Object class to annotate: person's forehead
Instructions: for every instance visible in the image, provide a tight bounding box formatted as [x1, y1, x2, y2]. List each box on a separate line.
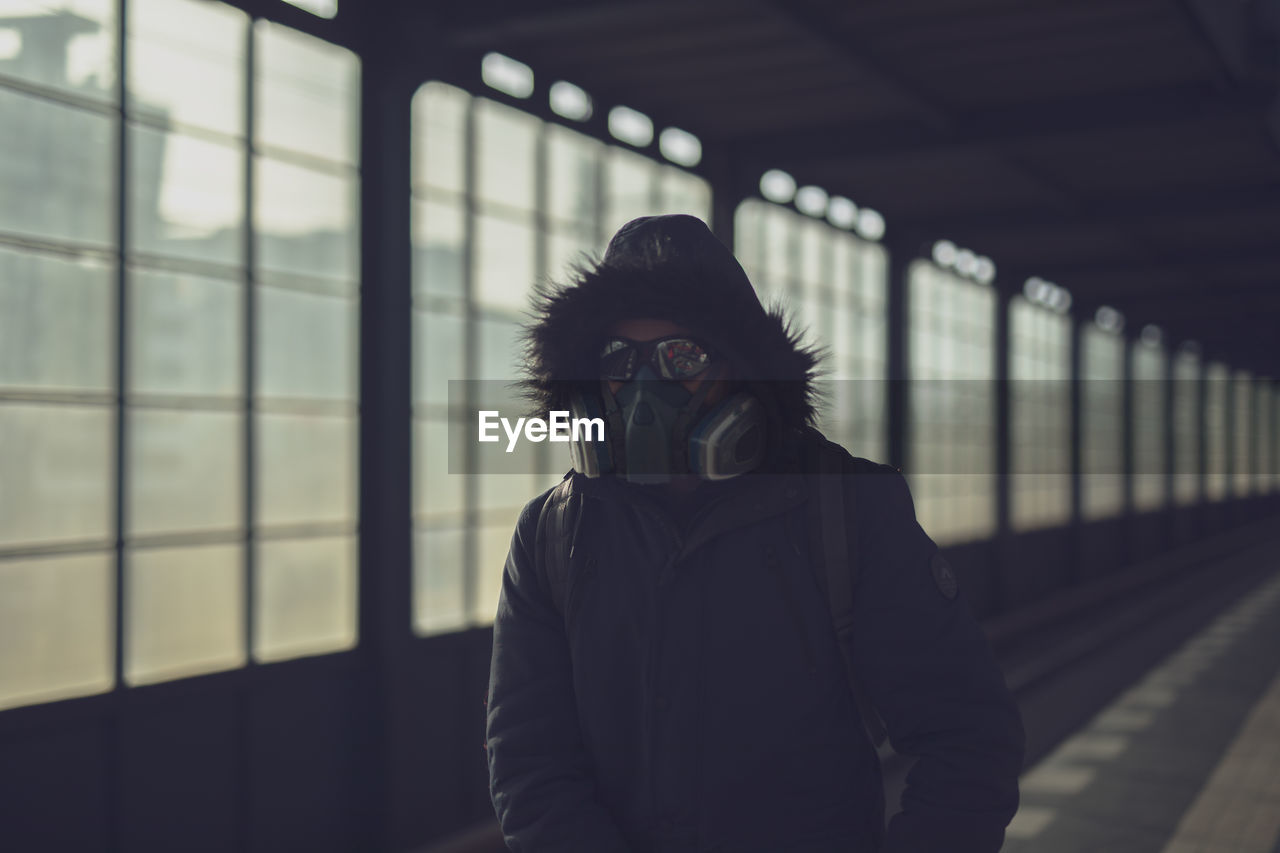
[608, 317, 695, 341]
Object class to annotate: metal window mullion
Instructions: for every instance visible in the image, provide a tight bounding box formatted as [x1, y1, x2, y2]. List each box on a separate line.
[461, 96, 479, 625]
[244, 21, 258, 665]
[108, 3, 129, 851]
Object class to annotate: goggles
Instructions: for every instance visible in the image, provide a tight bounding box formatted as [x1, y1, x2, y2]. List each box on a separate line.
[599, 336, 713, 382]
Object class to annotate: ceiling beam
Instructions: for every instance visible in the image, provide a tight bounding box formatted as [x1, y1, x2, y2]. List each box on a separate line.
[729, 82, 1270, 163]
[894, 181, 1280, 234]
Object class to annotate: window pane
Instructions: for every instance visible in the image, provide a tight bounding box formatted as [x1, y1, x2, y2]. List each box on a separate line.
[473, 213, 535, 313]
[125, 543, 245, 684]
[0, 88, 113, 246]
[413, 526, 466, 636]
[603, 147, 656, 235]
[413, 417, 465, 522]
[0, 552, 114, 711]
[473, 521, 516, 624]
[0, 0, 116, 102]
[0, 247, 112, 392]
[253, 20, 359, 165]
[1009, 297, 1071, 530]
[256, 413, 355, 528]
[411, 82, 468, 196]
[547, 125, 601, 228]
[1205, 362, 1229, 501]
[129, 126, 244, 265]
[254, 157, 358, 289]
[412, 196, 466, 301]
[1081, 325, 1124, 518]
[254, 535, 355, 662]
[413, 309, 463, 410]
[1233, 370, 1252, 496]
[475, 98, 538, 212]
[1172, 351, 1200, 505]
[256, 287, 355, 401]
[546, 227, 597, 281]
[0, 403, 112, 548]
[129, 269, 242, 397]
[658, 165, 710, 220]
[1131, 342, 1166, 510]
[127, 0, 247, 136]
[128, 408, 241, 536]
[908, 261, 995, 543]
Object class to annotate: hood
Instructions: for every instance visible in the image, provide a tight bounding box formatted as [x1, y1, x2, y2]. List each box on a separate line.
[520, 214, 824, 440]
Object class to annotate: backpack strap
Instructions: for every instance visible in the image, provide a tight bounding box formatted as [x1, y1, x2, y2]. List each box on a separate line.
[535, 474, 581, 617]
[814, 441, 889, 749]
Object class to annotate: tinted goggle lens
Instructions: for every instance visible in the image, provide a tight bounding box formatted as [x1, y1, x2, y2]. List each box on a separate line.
[600, 337, 712, 381]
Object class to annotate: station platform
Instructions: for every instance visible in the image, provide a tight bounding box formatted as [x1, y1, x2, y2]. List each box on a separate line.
[1001, 564, 1280, 853]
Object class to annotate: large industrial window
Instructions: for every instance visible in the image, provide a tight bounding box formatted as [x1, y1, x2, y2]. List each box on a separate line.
[410, 82, 711, 636]
[0, 2, 359, 711]
[1257, 381, 1274, 493]
[1233, 369, 1253, 496]
[1131, 338, 1166, 511]
[1204, 362, 1229, 502]
[907, 261, 996, 544]
[1008, 296, 1071, 530]
[1172, 348, 1201, 506]
[1080, 323, 1125, 519]
[734, 199, 888, 462]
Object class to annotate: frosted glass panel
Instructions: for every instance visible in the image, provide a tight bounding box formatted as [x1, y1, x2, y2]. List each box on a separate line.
[255, 157, 358, 287]
[125, 543, 245, 684]
[0, 552, 114, 711]
[0, 404, 112, 548]
[127, 0, 247, 135]
[256, 413, 355, 527]
[256, 287, 355, 401]
[547, 125, 601, 227]
[411, 82, 468, 195]
[413, 526, 466, 636]
[128, 408, 241, 536]
[0, 88, 113, 246]
[603, 148, 655, 235]
[659, 166, 711, 220]
[253, 21, 359, 165]
[475, 99, 538, 212]
[473, 522, 517, 624]
[475, 314, 522, 381]
[254, 535, 355, 662]
[129, 269, 241, 397]
[547, 228, 597, 281]
[0, 0, 116, 102]
[414, 418, 465, 522]
[411, 197, 466, 299]
[0, 247, 112, 392]
[129, 126, 244, 265]
[413, 309, 463, 409]
[473, 213, 535, 313]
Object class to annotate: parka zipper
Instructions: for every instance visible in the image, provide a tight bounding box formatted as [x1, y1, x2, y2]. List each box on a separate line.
[764, 545, 819, 676]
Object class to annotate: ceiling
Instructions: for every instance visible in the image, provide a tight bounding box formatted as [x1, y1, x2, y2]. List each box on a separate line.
[389, 0, 1280, 373]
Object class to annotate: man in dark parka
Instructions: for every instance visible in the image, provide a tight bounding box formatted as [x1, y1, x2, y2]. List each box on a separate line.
[485, 214, 1024, 852]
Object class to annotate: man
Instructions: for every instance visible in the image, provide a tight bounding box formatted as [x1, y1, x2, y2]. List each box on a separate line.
[485, 214, 1024, 852]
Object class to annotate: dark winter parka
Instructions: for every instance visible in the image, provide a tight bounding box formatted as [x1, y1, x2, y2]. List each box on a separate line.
[485, 215, 1024, 853]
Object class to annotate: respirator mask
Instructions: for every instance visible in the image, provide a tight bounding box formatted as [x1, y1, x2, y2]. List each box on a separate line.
[568, 335, 766, 483]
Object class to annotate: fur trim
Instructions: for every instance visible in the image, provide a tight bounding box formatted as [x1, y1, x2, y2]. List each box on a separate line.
[519, 258, 825, 434]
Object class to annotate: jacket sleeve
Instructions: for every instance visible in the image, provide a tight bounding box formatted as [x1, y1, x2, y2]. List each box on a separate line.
[485, 493, 634, 853]
[850, 469, 1025, 853]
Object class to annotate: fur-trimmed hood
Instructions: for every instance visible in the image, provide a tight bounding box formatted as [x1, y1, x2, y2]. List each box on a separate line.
[520, 215, 823, 442]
